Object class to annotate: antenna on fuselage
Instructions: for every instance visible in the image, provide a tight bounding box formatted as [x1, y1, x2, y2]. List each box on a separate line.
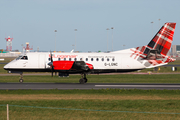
[70, 49, 74, 53]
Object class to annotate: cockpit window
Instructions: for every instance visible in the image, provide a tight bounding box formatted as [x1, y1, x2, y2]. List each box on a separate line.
[21, 56, 28, 60]
[16, 56, 23, 60]
[16, 55, 28, 60]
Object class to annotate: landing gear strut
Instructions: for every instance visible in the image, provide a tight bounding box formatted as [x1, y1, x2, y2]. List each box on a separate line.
[79, 73, 88, 84]
[19, 73, 24, 83]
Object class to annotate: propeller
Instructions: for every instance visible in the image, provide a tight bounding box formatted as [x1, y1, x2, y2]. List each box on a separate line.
[48, 51, 54, 77]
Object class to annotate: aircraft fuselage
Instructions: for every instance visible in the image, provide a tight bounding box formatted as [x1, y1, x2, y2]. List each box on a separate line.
[4, 51, 145, 73]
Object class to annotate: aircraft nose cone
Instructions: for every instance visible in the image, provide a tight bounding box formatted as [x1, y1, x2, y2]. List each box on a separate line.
[3, 64, 9, 70]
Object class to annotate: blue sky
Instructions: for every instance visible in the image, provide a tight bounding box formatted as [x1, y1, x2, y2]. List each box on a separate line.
[0, 0, 180, 52]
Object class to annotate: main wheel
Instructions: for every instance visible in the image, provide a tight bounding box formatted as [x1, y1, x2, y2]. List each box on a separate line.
[79, 78, 85, 84]
[19, 79, 23, 83]
[84, 78, 88, 83]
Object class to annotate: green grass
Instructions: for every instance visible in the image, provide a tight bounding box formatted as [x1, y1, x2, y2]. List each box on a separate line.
[139, 66, 180, 73]
[0, 99, 180, 120]
[169, 59, 180, 65]
[1, 89, 180, 95]
[0, 57, 15, 63]
[1, 89, 180, 119]
[1, 74, 180, 83]
[0, 64, 8, 74]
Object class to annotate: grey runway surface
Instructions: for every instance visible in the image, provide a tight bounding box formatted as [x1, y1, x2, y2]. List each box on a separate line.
[1, 83, 180, 90]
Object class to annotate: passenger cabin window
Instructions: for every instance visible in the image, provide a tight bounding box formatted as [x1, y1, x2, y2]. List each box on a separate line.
[21, 56, 28, 60]
[80, 58, 82, 61]
[48, 58, 51, 61]
[102, 58, 104, 61]
[58, 58, 61, 61]
[91, 58, 93, 61]
[86, 58, 88, 61]
[107, 58, 109, 61]
[112, 58, 115, 61]
[96, 58, 99, 61]
[64, 58, 66, 61]
[69, 58, 71, 61]
[74, 58, 77, 61]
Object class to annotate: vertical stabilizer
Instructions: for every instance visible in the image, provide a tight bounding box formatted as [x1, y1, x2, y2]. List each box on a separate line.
[144, 23, 176, 56]
[130, 23, 176, 68]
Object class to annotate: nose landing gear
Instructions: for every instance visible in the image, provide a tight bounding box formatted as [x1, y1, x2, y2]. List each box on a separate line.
[19, 73, 24, 83]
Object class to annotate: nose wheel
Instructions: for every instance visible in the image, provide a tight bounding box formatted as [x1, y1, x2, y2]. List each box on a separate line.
[79, 74, 88, 84]
[19, 73, 24, 83]
[19, 79, 24, 83]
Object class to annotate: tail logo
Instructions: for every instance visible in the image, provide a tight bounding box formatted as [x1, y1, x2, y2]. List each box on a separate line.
[130, 23, 176, 67]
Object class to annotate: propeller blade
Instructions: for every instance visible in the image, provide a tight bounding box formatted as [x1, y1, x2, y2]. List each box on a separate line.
[51, 66, 53, 77]
[50, 51, 53, 62]
[49, 51, 54, 77]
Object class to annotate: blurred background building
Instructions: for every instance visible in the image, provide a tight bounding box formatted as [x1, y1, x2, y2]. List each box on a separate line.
[171, 45, 180, 57]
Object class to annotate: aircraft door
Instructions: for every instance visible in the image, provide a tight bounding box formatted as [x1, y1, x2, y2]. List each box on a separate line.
[38, 54, 46, 68]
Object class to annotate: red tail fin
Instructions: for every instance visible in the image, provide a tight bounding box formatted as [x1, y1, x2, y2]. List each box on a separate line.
[143, 23, 176, 56]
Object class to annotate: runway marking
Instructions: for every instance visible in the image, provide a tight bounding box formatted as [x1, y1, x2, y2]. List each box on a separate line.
[1, 83, 180, 90]
[95, 85, 180, 87]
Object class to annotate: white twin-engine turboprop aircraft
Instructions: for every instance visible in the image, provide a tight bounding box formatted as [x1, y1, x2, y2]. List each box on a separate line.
[4, 23, 176, 84]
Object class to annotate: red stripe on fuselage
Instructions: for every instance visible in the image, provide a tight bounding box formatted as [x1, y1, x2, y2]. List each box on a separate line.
[86, 63, 93, 69]
[53, 61, 74, 70]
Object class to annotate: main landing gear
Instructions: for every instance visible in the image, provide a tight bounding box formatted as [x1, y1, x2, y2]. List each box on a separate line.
[79, 73, 88, 84]
[19, 73, 24, 83]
